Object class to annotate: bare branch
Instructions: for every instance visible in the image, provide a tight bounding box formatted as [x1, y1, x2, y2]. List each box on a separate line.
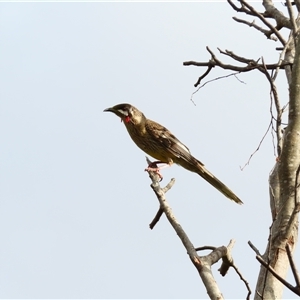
[262, 0, 292, 29]
[256, 254, 300, 296]
[196, 239, 250, 297]
[216, 240, 252, 299]
[195, 246, 216, 251]
[286, 244, 300, 288]
[218, 239, 236, 276]
[272, 34, 294, 81]
[183, 47, 291, 87]
[249, 240, 300, 296]
[248, 240, 263, 256]
[261, 58, 283, 156]
[194, 65, 213, 88]
[228, 0, 270, 18]
[217, 48, 259, 64]
[162, 178, 175, 193]
[240, 0, 287, 45]
[146, 159, 248, 298]
[145, 160, 226, 299]
[232, 16, 278, 41]
[190, 71, 245, 104]
[145, 157, 175, 230]
[240, 120, 273, 170]
[231, 263, 252, 300]
[146, 169, 197, 257]
[149, 206, 163, 230]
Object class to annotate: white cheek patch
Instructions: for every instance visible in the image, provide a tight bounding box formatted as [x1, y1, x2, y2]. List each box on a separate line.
[118, 109, 128, 116]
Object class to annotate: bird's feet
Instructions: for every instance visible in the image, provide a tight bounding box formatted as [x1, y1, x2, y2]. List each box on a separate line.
[145, 161, 165, 181]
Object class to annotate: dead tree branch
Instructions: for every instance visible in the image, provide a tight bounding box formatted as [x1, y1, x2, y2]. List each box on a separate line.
[260, 58, 283, 156]
[262, 0, 292, 30]
[256, 254, 300, 295]
[241, 0, 287, 45]
[149, 177, 175, 229]
[286, 244, 300, 288]
[183, 47, 291, 87]
[146, 164, 223, 298]
[240, 119, 273, 170]
[228, 0, 269, 18]
[145, 158, 248, 299]
[228, 0, 289, 44]
[149, 207, 163, 229]
[232, 17, 278, 41]
[190, 72, 245, 104]
[196, 240, 251, 299]
[249, 241, 300, 296]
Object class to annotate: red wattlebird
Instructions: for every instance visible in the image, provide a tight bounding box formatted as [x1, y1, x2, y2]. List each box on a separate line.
[104, 103, 243, 204]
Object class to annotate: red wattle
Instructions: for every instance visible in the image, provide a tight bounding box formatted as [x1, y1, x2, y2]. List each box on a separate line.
[125, 116, 130, 123]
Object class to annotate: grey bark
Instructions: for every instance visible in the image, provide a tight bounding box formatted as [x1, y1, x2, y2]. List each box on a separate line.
[255, 31, 300, 300]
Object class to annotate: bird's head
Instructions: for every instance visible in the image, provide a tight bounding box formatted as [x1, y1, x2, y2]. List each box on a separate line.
[103, 103, 145, 125]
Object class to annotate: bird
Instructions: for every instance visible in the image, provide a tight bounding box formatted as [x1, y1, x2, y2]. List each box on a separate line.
[104, 103, 243, 204]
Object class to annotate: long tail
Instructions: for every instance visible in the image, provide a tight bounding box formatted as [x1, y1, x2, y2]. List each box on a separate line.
[197, 165, 243, 204]
[174, 154, 243, 204]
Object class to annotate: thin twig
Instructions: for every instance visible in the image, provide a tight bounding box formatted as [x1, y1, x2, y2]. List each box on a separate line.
[228, 0, 267, 18]
[195, 246, 216, 251]
[194, 65, 213, 87]
[217, 48, 259, 64]
[149, 207, 163, 230]
[232, 17, 278, 41]
[248, 241, 262, 256]
[231, 263, 252, 300]
[190, 71, 245, 104]
[256, 255, 300, 296]
[162, 178, 176, 193]
[286, 244, 300, 288]
[183, 47, 291, 88]
[260, 57, 282, 156]
[240, 120, 272, 170]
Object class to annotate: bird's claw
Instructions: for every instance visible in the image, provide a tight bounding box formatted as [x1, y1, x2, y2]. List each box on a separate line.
[145, 167, 163, 181]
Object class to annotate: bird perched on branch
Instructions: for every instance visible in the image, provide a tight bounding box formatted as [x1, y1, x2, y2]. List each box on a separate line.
[104, 103, 243, 204]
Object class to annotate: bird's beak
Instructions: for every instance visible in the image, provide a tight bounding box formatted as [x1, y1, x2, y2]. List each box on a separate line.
[103, 107, 114, 113]
[103, 106, 124, 119]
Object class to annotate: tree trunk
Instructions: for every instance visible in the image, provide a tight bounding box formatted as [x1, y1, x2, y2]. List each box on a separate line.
[255, 33, 300, 299]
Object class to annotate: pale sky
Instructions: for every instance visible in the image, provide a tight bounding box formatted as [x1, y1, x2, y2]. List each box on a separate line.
[0, 1, 296, 299]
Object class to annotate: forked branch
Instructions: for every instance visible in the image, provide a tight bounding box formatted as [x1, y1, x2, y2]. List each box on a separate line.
[249, 241, 300, 296]
[145, 158, 249, 299]
[183, 47, 291, 87]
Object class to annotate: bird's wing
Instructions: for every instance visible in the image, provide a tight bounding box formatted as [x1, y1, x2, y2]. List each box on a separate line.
[145, 119, 204, 166]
